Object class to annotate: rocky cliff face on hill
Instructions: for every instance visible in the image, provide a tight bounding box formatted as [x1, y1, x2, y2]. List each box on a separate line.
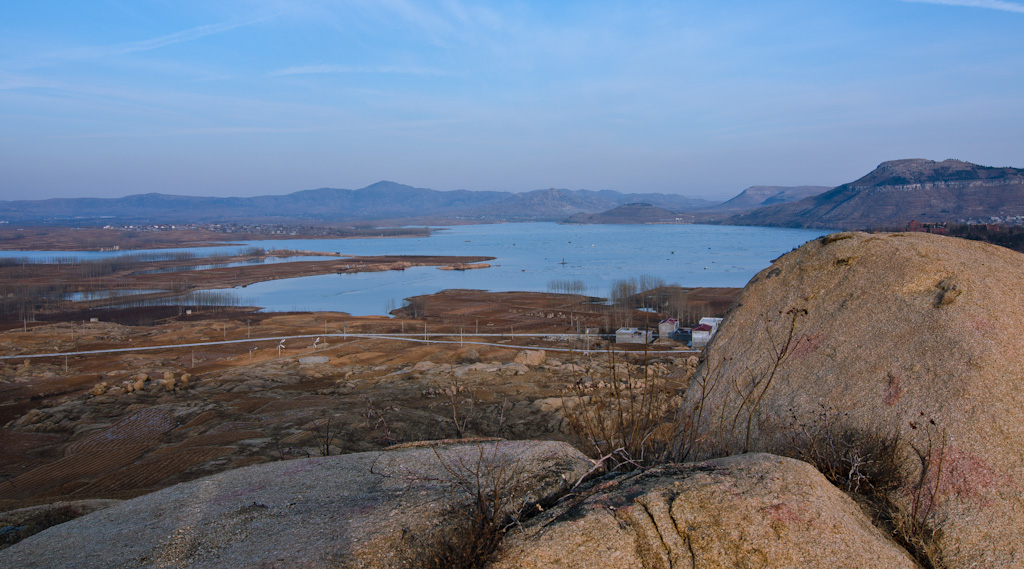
[564, 185, 831, 225]
[729, 159, 1024, 229]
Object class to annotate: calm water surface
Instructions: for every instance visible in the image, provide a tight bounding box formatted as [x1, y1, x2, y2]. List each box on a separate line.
[2, 224, 830, 315]
[228, 223, 828, 314]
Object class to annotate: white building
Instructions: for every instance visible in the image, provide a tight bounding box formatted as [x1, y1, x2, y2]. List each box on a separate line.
[658, 318, 680, 340]
[691, 317, 724, 348]
[615, 327, 653, 344]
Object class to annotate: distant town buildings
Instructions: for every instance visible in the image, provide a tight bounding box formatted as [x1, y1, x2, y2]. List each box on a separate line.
[906, 220, 949, 235]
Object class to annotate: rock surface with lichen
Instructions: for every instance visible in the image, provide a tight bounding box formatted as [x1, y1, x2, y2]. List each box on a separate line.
[0, 440, 590, 569]
[684, 231, 1024, 568]
[489, 453, 919, 569]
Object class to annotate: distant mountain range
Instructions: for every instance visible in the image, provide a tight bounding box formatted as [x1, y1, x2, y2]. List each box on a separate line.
[727, 159, 1024, 229]
[2, 159, 1020, 229]
[0, 182, 718, 225]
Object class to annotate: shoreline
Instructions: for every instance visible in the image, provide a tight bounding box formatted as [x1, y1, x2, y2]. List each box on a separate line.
[0, 251, 496, 318]
[0, 226, 437, 252]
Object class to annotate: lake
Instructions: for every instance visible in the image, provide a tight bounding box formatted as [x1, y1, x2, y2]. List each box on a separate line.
[1, 223, 830, 315]
[206, 223, 829, 314]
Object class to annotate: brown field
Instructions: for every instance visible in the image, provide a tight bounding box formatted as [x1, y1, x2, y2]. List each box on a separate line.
[0, 249, 494, 319]
[0, 226, 432, 252]
[0, 233, 739, 514]
[0, 285, 739, 513]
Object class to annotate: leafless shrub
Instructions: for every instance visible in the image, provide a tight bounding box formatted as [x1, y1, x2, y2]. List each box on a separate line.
[680, 307, 805, 459]
[309, 417, 337, 456]
[562, 347, 688, 473]
[547, 278, 587, 297]
[439, 368, 473, 438]
[362, 397, 396, 446]
[783, 406, 903, 497]
[421, 444, 529, 569]
[372, 443, 531, 569]
[893, 416, 947, 569]
[403, 297, 429, 318]
[781, 408, 947, 569]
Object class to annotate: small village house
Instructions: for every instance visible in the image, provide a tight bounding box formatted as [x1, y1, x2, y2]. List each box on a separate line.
[658, 318, 679, 340]
[615, 327, 653, 344]
[698, 317, 723, 334]
[691, 317, 724, 348]
[691, 323, 714, 347]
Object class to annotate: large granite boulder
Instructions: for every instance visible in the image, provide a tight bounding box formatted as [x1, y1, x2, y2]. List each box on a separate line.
[489, 453, 919, 569]
[0, 440, 591, 569]
[0, 499, 121, 551]
[684, 231, 1024, 568]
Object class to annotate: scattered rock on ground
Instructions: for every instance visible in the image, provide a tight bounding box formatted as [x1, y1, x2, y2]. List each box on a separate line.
[459, 349, 481, 364]
[514, 350, 546, 366]
[412, 360, 437, 372]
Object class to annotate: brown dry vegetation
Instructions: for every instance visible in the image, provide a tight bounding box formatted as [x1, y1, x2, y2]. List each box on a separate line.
[0, 287, 726, 516]
[0, 251, 494, 318]
[0, 226, 432, 252]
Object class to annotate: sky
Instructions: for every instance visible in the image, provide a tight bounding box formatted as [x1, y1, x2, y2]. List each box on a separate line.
[1, 0, 1022, 201]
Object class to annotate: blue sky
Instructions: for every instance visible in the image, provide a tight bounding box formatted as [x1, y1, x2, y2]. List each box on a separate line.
[1, 0, 1022, 200]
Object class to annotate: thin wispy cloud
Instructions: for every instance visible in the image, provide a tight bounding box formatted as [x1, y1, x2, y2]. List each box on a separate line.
[375, 0, 456, 42]
[5, 14, 275, 71]
[64, 17, 272, 60]
[3, 2, 1022, 198]
[169, 126, 325, 135]
[901, 0, 1024, 14]
[0, 72, 52, 91]
[271, 64, 449, 77]
[49, 126, 323, 141]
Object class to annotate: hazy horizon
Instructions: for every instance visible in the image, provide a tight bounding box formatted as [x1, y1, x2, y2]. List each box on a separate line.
[0, 178, 831, 203]
[2, 1, 1022, 200]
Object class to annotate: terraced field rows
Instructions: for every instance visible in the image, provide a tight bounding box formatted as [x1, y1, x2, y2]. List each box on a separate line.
[74, 447, 231, 496]
[64, 408, 176, 456]
[0, 445, 150, 500]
